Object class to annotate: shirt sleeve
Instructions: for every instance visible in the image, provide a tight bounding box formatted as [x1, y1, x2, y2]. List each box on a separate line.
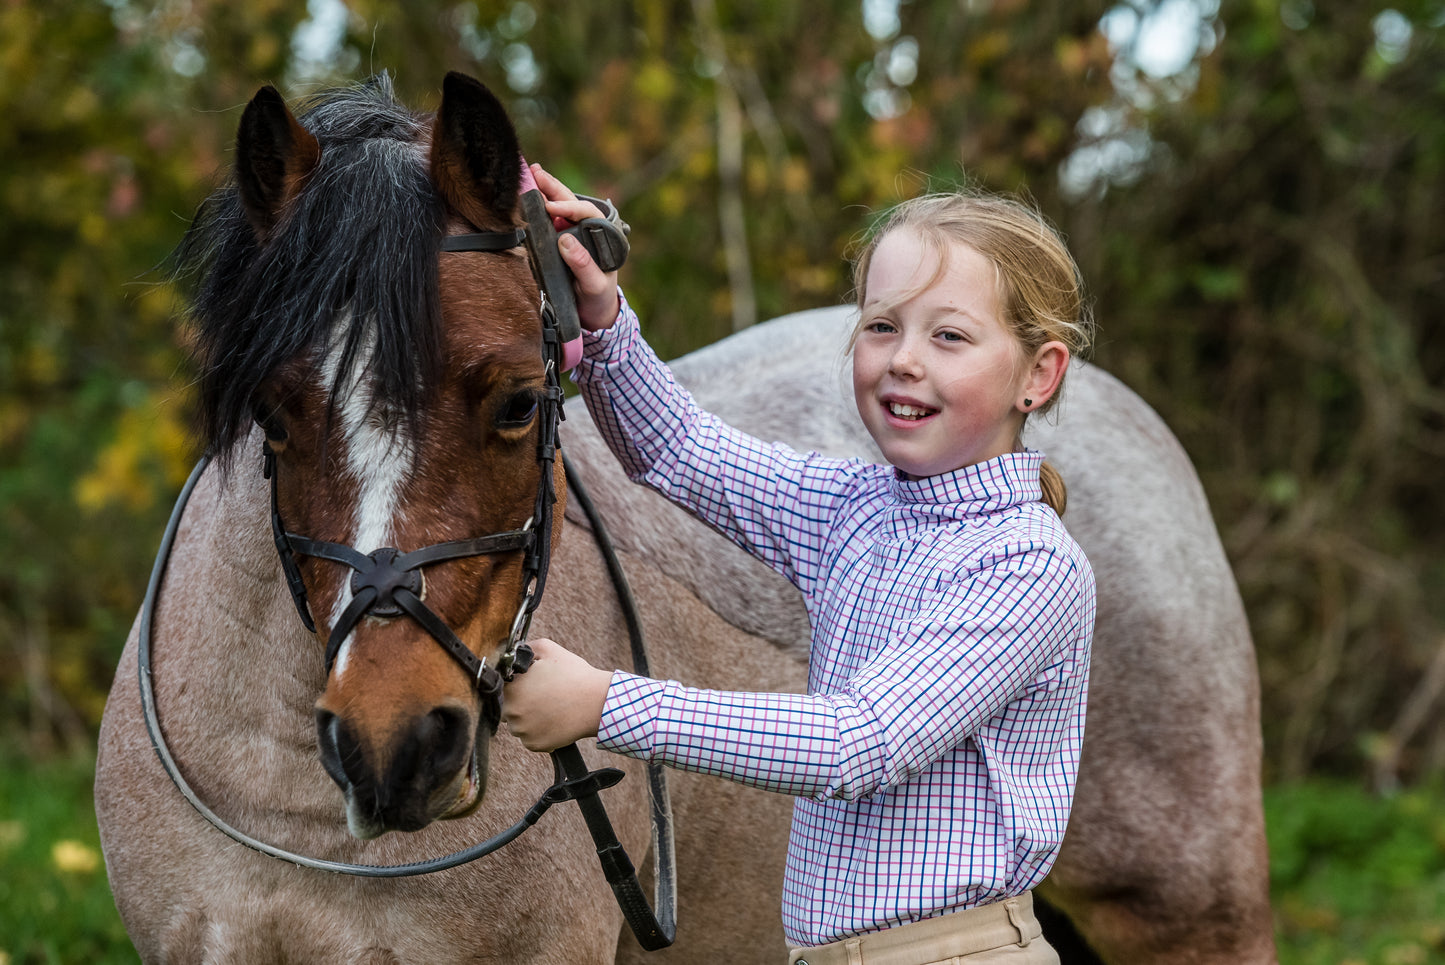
[571, 295, 867, 597]
[596, 541, 1093, 800]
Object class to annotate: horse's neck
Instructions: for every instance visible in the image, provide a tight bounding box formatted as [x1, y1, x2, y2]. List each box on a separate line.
[153, 437, 327, 785]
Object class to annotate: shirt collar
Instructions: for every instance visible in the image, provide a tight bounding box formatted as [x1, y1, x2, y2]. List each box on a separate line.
[889, 450, 1044, 516]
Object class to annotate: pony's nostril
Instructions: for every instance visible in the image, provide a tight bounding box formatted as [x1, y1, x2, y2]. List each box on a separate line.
[314, 709, 353, 790]
[422, 706, 473, 780]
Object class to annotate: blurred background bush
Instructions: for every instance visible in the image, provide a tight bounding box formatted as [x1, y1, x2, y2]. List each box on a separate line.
[1, 0, 1442, 960]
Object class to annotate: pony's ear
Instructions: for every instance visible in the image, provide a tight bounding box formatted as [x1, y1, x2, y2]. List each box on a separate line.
[236, 85, 321, 242]
[431, 71, 521, 228]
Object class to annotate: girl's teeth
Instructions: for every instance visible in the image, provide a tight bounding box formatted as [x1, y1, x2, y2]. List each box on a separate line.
[889, 402, 930, 419]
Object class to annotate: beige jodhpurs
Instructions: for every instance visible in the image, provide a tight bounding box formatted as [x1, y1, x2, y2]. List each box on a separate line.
[787, 893, 1060, 965]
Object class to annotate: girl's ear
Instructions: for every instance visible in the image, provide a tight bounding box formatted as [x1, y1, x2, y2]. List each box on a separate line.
[1019, 341, 1069, 412]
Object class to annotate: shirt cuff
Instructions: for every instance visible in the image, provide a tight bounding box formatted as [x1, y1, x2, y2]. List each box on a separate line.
[578, 289, 641, 366]
[596, 670, 665, 758]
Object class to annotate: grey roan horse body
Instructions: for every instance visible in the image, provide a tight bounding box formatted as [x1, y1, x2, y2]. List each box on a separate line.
[98, 303, 1275, 963]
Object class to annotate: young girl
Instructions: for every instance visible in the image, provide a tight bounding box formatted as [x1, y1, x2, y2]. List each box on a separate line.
[505, 165, 1097, 965]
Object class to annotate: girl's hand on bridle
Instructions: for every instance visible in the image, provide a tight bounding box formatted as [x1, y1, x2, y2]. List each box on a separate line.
[502, 637, 612, 752]
[530, 164, 621, 332]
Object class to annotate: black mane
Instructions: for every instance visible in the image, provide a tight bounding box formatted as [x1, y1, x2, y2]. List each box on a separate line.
[178, 74, 449, 459]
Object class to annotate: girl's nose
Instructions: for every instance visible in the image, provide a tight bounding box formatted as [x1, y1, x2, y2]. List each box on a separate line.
[889, 342, 924, 378]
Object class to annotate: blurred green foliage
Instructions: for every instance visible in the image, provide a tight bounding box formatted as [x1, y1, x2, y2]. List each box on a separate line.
[1071, 0, 1445, 783]
[1, 0, 1442, 793]
[1266, 781, 1445, 962]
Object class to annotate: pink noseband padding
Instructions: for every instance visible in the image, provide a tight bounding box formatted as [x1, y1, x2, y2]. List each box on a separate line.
[519, 157, 539, 195]
[561, 336, 583, 372]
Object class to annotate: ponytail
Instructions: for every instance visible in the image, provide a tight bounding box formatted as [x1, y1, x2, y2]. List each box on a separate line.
[1040, 459, 1067, 517]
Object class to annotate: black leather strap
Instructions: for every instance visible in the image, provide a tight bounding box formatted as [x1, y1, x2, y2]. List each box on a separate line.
[561, 461, 677, 950]
[551, 743, 676, 951]
[394, 531, 532, 570]
[323, 586, 378, 670]
[286, 534, 372, 571]
[440, 227, 526, 251]
[266, 446, 318, 633]
[392, 587, 485, 682]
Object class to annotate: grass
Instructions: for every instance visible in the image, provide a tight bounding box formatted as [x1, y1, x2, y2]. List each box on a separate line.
[2, 750, 1443, 963]
[1266, 780, 1445, 964]
[0, 750, 137, 964]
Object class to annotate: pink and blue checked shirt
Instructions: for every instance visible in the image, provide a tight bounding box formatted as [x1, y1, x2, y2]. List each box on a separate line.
[573, 298, 1096, 947]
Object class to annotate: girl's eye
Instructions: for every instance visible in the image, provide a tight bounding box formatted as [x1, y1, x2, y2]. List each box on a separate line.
[939, 330, 965, 343]
[866, 320, 897, 334]
[497, 392, 539, 428]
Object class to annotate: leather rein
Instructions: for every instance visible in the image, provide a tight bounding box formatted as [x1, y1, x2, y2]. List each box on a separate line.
[137, 190, 677, 950]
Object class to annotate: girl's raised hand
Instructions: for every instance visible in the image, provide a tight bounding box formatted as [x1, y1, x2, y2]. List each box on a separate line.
[529, 163, 621, 332]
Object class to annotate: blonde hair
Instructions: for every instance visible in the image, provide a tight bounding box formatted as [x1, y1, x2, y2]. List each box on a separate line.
[850, 190, 1094, 516]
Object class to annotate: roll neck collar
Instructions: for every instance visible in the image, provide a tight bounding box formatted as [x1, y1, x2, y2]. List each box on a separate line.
[890, 450, 1043, 516]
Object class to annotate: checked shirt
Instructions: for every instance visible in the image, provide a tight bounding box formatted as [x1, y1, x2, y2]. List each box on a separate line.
[573, 299, 1096, 947]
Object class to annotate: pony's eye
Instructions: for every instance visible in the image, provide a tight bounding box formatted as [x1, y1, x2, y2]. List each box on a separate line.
[252, 403, 289, 443]
[497, 392, 539, 429]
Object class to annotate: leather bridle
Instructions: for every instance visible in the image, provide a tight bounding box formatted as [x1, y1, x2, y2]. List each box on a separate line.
[138, 189, 678, 950]
[262, 330, 560, 737]
[265, 188, 627, 730]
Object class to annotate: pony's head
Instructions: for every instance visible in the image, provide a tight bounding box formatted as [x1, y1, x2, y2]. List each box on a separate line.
[180, 73, 559, 838]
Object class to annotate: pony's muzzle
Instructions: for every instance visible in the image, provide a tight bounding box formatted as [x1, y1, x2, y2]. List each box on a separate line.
[315, 700, 484, 837]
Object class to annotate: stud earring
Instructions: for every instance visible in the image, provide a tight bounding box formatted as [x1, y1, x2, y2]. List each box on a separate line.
[1023, 398, 1033, 409]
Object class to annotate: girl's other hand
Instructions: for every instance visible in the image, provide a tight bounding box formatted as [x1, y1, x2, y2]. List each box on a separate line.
[529, 163, 622, 332]
[502, 637, 612, 752]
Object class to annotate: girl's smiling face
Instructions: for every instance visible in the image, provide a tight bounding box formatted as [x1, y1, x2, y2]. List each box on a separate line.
[852, 228, 1036, 478]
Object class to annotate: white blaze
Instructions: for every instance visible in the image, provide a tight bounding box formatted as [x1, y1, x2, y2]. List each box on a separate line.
[321, 321, 414, 678]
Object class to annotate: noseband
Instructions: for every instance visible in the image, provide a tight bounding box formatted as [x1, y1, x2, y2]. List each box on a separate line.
[264, 433, 549, 732]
